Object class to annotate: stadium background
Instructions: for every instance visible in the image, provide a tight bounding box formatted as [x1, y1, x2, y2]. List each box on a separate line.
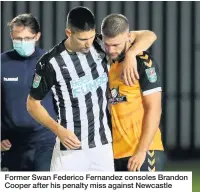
[1, 1, 200, 191]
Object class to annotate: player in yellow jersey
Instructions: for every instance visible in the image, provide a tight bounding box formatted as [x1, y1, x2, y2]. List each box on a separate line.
[101, 14, 165, 171]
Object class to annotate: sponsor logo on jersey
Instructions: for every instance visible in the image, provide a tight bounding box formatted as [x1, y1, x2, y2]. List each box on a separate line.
[108, 87, 127, 104]
[70, 72, 108, 98]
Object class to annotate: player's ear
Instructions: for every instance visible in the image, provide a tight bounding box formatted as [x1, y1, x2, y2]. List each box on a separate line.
[65, 28, 71, 38]
[35, 32, 41, 41]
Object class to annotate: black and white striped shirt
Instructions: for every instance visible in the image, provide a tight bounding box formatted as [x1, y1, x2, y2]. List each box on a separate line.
[30, 36, 112, 150]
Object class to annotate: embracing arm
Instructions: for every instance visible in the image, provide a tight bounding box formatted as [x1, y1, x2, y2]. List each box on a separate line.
[122, 30, 157, 86]
[129, 30, 157, 55]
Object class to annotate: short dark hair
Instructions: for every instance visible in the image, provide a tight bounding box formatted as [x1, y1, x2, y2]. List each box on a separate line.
[66, 6, 95, 32]
[8, 13, 40, 34]
[101, 14, 129, 37]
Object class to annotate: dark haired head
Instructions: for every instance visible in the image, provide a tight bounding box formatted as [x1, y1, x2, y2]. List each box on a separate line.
[66, 6, 96, 32]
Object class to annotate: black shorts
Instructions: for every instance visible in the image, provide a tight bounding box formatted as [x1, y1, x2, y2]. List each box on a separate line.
[114, 150, 166, 171]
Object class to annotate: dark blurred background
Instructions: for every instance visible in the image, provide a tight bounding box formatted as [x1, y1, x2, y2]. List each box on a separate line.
[1, 1, 200, 189]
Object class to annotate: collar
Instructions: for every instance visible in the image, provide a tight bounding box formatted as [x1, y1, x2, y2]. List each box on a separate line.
[60, 39, 92, 56]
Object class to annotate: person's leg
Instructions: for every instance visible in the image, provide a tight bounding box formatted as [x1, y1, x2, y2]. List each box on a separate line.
[89, 143, 115, 171]
[1, 145, 35, 171]
[50, 138, 90, 171]
[140, 150, 166, 171]
[1, 149, 20, 171]
[114, 156, 130, 171]
[33, 142, 55, 171]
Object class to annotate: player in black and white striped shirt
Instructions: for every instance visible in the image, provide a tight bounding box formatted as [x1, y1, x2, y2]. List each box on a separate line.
[27, 6, 157, 171]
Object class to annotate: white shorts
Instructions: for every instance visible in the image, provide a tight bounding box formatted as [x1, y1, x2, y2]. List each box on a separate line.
[50, 138, 114, 171]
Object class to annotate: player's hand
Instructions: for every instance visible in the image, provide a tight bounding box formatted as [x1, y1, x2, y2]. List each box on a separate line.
[127, 151, 146, 171]
[121, 43, 139, 86]
[1, 139, 12, 151]
[57, 126, 81, 150]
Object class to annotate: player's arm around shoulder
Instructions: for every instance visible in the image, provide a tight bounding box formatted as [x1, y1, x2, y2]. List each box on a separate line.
[122, 30, 157, 86]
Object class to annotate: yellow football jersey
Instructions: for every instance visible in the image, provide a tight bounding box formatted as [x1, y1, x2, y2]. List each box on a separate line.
[108, 52, 164, 159]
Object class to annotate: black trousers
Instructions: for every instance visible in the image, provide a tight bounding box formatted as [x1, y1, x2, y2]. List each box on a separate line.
[114, 150, 166, 171]
[1, 141, 55, 171]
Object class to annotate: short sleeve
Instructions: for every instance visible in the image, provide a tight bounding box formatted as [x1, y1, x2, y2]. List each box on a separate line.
[30, 57, 56, 100]
[137, 52, 162, 96]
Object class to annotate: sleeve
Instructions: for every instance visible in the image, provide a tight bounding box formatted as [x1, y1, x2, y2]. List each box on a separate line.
[30, 57, 56, 100]
[137, 52, 162, 96]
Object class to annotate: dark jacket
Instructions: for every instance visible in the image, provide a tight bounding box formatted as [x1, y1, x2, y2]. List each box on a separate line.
[1, 48, 57, 145]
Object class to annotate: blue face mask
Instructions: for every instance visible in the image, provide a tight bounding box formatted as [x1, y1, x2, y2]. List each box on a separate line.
[13, 40, 36, 57]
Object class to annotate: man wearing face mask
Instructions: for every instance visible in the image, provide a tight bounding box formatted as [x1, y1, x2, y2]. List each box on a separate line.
[1, 13, 57, 171]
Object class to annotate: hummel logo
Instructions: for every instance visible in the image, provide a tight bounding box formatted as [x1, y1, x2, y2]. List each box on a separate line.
[3, 77, 18, 81]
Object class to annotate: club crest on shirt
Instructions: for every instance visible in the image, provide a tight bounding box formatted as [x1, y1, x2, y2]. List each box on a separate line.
[108, 87, 127, 104]
[32, 73, 41, 88]
[145, 67, 157, 83]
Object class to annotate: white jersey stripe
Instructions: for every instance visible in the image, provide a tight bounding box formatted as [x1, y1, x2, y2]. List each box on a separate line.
[90, 46, 112, 143]
[77, 52, 102, 147]
[61, 50, 89, 149]
[50, 57, 74, 132]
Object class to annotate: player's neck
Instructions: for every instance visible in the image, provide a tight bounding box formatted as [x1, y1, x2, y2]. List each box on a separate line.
[64, 39, 75, 53]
